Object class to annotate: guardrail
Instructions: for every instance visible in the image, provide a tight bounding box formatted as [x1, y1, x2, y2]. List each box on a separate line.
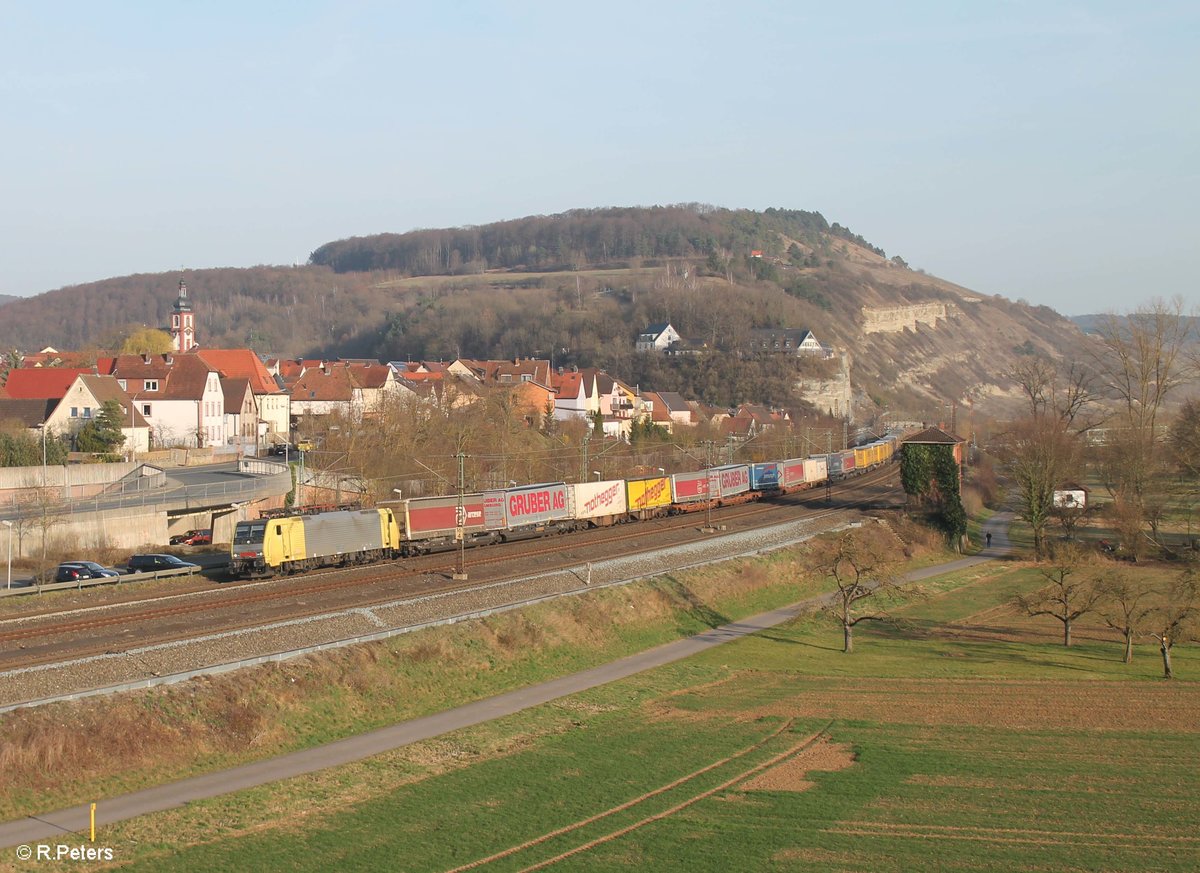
[0, 562, 226, 598]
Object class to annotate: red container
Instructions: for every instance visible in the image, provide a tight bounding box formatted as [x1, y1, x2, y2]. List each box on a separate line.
[779, 457, 808, 488]
[671, 470, 711, 503]
[403, 494, 489, 540]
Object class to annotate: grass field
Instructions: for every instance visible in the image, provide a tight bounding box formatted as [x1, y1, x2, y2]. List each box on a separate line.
[25, 559, 1196, 872]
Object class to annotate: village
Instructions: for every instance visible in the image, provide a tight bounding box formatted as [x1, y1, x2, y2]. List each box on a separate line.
[0, 281, 848, 462]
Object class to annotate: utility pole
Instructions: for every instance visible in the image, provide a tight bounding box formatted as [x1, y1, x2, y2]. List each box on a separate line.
[703, 440, 715, 533]
[454, 451, 468, 580]
[580, 432, 589, 483]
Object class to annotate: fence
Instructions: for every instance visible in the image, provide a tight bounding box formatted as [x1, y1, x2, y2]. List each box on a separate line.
[0, 563, 209, 598]
[0, 468, 292, 522]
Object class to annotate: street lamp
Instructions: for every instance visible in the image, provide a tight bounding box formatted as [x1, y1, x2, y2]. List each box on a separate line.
[128, 392, 141, 465]
[592, 470, 602, 481]
[656, 467, 665, 476]
[2, 519, 12, 590]
[36, 422, 47, 489]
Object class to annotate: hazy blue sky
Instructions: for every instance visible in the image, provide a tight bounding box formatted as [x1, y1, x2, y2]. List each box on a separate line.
[1, 1, 1196, 314]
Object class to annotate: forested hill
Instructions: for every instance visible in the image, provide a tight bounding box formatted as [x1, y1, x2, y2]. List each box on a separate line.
[0, 204, 1087, 416]
[309, 205, 889, 275]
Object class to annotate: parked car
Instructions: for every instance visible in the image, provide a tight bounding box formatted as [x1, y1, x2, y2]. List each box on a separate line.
[54, 561, 121, 583]
[126, 554, 201, 574]
[170, 529, 202, 545]
[181, 529, 212, 546]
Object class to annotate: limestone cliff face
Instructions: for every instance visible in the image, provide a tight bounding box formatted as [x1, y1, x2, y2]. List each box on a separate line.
[797, 354, 853, 419]
[861, 303, 954, 334]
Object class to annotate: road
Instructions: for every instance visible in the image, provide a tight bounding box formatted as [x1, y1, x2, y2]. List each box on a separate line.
[0, 512, 1013, 849]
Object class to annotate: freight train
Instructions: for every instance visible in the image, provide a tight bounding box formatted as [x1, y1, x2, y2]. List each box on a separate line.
[229, 435, 899, 578]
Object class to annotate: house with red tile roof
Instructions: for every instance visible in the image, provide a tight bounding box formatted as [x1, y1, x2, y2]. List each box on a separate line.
[550, 369, 592, 422]
[289, 365, 361, 420]
[109, 354, 225, 447]
[2, 368, 94, 399]
[194, 349, 289, 445]
[46, 374, 151, 454]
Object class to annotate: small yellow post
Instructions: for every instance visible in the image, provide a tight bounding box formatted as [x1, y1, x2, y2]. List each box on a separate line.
[90, 803, 96, 842]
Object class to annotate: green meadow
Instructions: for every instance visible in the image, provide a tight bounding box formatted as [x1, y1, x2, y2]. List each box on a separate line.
[42, 560, 1197, 873]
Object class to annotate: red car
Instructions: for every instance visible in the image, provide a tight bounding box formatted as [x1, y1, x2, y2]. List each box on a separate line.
[182, 529, 213, 546]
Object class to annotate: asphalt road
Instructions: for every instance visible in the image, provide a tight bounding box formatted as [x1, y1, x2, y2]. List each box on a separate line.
[0, 513, 1014, 849]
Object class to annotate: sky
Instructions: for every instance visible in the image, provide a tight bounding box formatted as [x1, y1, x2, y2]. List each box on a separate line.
[1, 1, 1196, 315]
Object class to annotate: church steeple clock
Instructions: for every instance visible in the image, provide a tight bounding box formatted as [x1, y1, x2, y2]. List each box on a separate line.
[170, 278, 196, 352]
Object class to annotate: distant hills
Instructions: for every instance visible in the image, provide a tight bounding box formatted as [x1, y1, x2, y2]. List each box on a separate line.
[0, 293, 18, 308]
[0, 205, 1089, 416]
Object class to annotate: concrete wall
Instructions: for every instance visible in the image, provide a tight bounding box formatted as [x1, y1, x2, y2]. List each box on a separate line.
[5, 504, 166, 557]
[0, 462, 152, 506]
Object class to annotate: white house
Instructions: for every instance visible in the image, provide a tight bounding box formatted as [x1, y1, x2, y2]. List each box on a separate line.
[111, 354, 225, 447]
[635, 323, 681, 353]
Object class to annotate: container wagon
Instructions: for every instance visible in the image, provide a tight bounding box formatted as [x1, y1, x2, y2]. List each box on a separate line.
[670, 470, 711, 505]
[710, 464, 751, 501]
[483, 482, 571, 541]
[626, 475, 672, 518]
[401, 493, 497, 555]
[750, 462, 781, 491]
[567, 479, 629, 527]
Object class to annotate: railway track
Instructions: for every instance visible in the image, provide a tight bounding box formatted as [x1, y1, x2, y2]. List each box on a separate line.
[0, 467, 899, 673]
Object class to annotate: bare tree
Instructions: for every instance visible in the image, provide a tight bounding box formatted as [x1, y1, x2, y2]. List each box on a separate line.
[1015, 543, 1104, 646]
[1146, 571, 1200, 679]
[1097, 569, 1154, 664]
[998, 360, 1094, 559]
[814, 523, 907, 653]
[1091, 299, 1194, 552]
[1052, 496, 1088, 542]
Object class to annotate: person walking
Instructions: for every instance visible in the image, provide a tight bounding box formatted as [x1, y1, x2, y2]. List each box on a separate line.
[985, 531, 992, 549]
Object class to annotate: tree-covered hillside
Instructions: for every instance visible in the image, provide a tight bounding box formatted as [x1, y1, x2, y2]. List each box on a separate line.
[309, 205, 887, 276]
[0, 205, 1088, 417]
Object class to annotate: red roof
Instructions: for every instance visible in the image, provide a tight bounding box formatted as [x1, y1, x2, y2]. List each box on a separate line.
[194, 349, 280, 394]
[2, 368, 93, 399]
[551, 372, 585, 398]
[292, 366, 357, 402]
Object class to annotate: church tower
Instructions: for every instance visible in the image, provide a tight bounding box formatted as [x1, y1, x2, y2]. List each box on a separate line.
[170, 278, 197, 352]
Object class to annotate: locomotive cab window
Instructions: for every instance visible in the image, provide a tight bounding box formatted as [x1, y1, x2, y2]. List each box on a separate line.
[233, 522, 267, 545]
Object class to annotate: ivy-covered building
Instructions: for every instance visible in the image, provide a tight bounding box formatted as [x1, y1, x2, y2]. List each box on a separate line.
[900, 426, 967, 542]
[902, 426, 965, 481]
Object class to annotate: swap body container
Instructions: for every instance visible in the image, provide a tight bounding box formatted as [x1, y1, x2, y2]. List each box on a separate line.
[778, 457, 809, 489]
[484, 482, 570, 529]
[710, 464, 751, 498]
[567, 480, 629, 522]
[828, 450, 856, 477]
[626, 476, 672, 513]
[750, 462, 781, 490]
[403, 493, 491, 540]
[670, 470, 711, 504]
[804, 456, 827, 484]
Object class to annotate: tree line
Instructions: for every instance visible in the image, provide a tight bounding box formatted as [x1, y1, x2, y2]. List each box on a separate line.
[308, 205, 878, 276]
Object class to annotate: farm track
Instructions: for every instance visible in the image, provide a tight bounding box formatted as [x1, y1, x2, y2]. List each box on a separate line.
[0, 468, 898, 673]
